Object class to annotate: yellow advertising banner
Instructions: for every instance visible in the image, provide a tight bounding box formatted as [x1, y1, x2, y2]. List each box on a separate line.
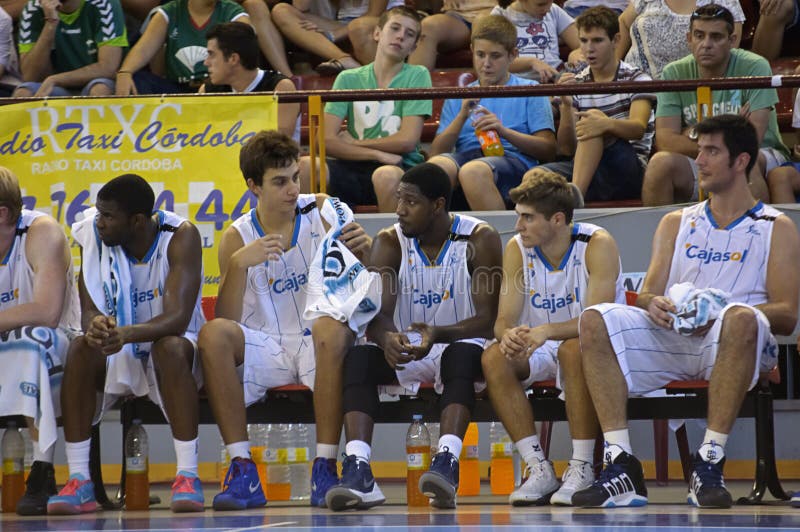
[0, 94, 278, 296]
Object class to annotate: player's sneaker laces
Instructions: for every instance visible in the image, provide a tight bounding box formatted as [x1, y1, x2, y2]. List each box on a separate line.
[311, 457, 338, 508]
[170, 471, 205, 512]
[572, 447, 648, 508]
[688, 453, 732, 508]
[325, 454, 385, 511]
[46, 473, 97, 515]
[419, 448, 459, 509]
[212, 457, 267, 511]
[509, 459, 559, 506]
[550, 460, 595, 506]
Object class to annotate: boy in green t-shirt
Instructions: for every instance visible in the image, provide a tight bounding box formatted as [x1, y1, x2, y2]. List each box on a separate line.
[642, 4, 790, 206]
[14, 0, 127, 97]
[298, 6, 432, 209]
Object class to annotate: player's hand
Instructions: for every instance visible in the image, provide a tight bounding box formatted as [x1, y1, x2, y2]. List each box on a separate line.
[406, 323, 435, 360]
[339, 222, 372, 259]
[100, 324, 129, 356]
[499, 325, 529, 359]
[647, 295, 677, 329]
[518, 326, 549, 357]
[85, 315, 118, 351]
[233, 234, 284, 268]
[383, 331, 414, 370]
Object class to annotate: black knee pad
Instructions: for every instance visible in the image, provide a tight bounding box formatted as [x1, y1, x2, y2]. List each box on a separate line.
[342, 344, 393, 419]
[439, 342, 484, 412]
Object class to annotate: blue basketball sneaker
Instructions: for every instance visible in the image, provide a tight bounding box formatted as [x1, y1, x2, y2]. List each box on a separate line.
[170, 471, 205, 512]
[47, 473, 97, 515]
[212, 457, 267, 511]
[688, 453, 732, 508]
[311, 457, 338, 508]
[419, 448, 459, 509]
[325, 455, 385, 511]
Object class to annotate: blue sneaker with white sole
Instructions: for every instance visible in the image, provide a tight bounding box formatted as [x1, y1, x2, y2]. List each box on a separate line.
[47, 473, 97, 515]
[212, 457, 267, 511]
[325, 455, 385, 511]
[419, 449, 460, 509]
[311, 457, 338, 508]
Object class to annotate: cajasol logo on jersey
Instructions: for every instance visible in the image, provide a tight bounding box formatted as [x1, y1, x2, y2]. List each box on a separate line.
[0, 287, 19, 304]
[684, 243, 748, 265]
[268, 272, 309, 294]
[412, 284, 452, 309]
[131, 286, 161, 307]
[530, 288, 580, 314]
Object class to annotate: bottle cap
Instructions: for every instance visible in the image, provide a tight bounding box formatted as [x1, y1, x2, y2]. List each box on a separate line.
[132, 419, 142, 425]
[412, 414, 423, 421]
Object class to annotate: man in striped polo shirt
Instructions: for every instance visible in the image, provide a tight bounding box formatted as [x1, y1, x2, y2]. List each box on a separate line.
[542, 6, 655, 204]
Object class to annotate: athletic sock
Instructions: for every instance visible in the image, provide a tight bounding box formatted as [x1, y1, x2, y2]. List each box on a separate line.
[65, 439, 91, 479]
[174, 437, 199, 476]
[515, 435, 546, 467]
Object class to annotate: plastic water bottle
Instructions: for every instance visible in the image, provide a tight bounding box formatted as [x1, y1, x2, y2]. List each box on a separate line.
[513, 446, 522, 488]
[489, 422, 515, 494]
[22, 429, 32, 474]
[406, 415, 430, 507]
[289, 424, 310, 500]
[469, 103, 504, 157]
[2, 422, 24, 513]
[457, 422, 480, 496]
[218, 438, 230, 490]
[248, 424, 268, 493]
[265, 424, 290, 501]
[426, 422, 440, 458]
[125, 419, 149, 510]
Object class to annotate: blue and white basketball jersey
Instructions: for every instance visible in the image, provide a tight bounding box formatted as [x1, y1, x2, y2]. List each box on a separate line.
[667, 201, 780, 306]
[232, 194, 326, 339]
[394, 214, 483, 332]
[0, 209, 79, 331]
[516, 223, 625, 327]
[127, 210, 205, 355]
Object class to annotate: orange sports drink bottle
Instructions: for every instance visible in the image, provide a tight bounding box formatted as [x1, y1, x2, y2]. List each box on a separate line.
[1, 423, 24, 513]
[457, 422, 480, 496]
[125, 420, 150, 510]
[469, 103, 505, 157]
[489, 422, 514, 495]
[406, 414, 431, 506]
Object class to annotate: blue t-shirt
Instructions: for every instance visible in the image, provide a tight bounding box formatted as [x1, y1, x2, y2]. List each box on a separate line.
[436, 75, 554, 168]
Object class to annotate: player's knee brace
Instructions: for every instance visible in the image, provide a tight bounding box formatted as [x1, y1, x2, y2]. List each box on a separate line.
[342, 345, 385, 419]
[439, 342, 484, 412]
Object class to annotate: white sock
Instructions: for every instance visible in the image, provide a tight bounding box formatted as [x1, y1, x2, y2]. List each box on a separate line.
[438, 434, 462, 459]
[516, 435, 546, 466]
[33, 439, 54, 463]
[226, 441, 251, 460]
[603, 429, 632, 462]
[174, 438, 199, 476]
[571, 439, 595, 465]
[316, 443, 338, 460]
[345, 440, 371, 462]
[699, 429, 728, 464]
[65, 439, 91, 479]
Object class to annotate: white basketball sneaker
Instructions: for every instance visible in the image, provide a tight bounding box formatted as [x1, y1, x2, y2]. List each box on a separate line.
[509, 460, 560, 506]
[551, 460, 594, 506]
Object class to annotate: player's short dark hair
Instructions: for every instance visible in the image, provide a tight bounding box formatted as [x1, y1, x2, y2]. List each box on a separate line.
[239, 130, 300, 186]
[400, 162, 452, 210]
[97, 174, 155, 216]
[695, 114, 758, 175]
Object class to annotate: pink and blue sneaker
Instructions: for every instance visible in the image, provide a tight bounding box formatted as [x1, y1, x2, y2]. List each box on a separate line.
[310, 457, 338, 508]
[212, 457, 267, 511]
[170, 471, 205, 512]
[47, 473, 97, 515]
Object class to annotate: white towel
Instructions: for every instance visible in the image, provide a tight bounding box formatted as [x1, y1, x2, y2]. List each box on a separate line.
[668, 282, 730, 336]
[303, 198, 381, 336]
[72, 209, 149, 397]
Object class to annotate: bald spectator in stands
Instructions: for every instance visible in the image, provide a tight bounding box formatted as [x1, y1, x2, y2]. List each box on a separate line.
[641, 4, 790, 205]
[200, 22, 300, 142]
